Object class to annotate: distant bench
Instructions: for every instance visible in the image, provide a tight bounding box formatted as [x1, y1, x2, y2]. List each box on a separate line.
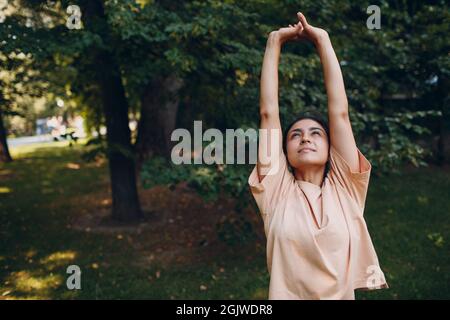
[54, 132, 79, 144]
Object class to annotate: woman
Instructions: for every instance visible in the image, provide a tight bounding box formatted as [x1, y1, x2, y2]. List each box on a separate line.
[248, 12, 388, 300]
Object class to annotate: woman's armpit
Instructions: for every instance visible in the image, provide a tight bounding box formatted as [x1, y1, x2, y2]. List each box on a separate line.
[248, 151, 293, 215]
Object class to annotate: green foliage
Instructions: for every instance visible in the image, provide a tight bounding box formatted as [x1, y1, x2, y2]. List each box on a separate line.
[216, 212, 255, 246]
[141, 156, 252, 204]
[81, 136, 136, 162]
[427, 232, 445, 248]
[4, 0, 449, 204]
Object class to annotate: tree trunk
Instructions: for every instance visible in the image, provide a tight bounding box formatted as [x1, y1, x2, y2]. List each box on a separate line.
[0, 110, 13, 163]
[84, 0, 142, 222]
[96, 53, 142, 221]
[135, 74, 183, 165]
[437, 76, 449, 165]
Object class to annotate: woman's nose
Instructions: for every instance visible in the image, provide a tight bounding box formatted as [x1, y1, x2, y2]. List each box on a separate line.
[300, 136, 311, 144]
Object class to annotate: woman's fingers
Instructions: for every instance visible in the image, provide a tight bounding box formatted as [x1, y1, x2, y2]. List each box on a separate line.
[297, 12, 309, 27]
[277, 12, 310, 42]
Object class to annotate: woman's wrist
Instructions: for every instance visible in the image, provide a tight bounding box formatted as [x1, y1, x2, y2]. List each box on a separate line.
[313, 30, 330, 47]
[267, 31, 283, 47]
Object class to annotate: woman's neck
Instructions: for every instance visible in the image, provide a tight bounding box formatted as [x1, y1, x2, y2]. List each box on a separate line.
[294, 165, 325, 187]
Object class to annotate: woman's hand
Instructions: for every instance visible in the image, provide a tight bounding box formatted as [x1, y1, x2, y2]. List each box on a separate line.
[296, 12, 328, 44]
[270, 12, 328, 45]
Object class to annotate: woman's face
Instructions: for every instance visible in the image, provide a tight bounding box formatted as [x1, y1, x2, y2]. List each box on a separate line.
[286, 118, 329, 170]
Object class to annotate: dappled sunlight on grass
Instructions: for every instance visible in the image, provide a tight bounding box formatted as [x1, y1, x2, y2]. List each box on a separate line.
[40, 251, 77, 270]
[3, 270, 63, 298]
[0, 187, 12, 194]
[0, 169, 12, 175]
[1, 292, 51, 300]
[10, 141, 71, 158]
[9, 138, 89, 158]
[24, 249, 38, 260]
[0, 264, 81, 299]
[66, 162, 81, 170]
[0, 250, 80, 299]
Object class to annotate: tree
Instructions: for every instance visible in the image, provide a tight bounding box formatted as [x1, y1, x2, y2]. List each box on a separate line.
[0, 48, 46, 163]
[6, 0, 142, 221]
[135, 74, 184, 163]
[77, 0, 142, 221]
[0, 107, 13, 162]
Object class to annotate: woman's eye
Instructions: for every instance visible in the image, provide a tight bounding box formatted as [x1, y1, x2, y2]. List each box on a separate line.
[312, 131, 320, 136]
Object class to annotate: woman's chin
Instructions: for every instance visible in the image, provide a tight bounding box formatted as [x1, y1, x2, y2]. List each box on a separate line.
[294, 158, 324, 168]
[297, 153, 319, 163]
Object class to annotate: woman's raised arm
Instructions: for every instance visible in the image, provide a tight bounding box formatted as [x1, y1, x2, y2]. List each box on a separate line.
[297, 12, 359, 171]
[257, 25, 304, 181]
[257, 32, 282, 182]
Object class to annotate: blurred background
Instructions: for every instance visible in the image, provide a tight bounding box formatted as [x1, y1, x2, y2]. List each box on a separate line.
[0, 0, 449, 299]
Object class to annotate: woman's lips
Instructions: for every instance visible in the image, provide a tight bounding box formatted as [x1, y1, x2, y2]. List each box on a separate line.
[298, 148, 316, 153]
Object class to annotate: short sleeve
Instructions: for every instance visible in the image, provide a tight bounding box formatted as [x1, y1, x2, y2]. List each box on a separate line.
[328, 145, 372, 210]
[248, 151, 293, 217]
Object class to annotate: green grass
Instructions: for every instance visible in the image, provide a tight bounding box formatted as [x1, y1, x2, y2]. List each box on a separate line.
[356, 165, 450, 299]
[0, 140, 269, 300]
[0, 140, 449, 299]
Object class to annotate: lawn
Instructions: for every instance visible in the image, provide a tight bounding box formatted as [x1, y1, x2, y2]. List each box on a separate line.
[0, 140, 449, 299]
